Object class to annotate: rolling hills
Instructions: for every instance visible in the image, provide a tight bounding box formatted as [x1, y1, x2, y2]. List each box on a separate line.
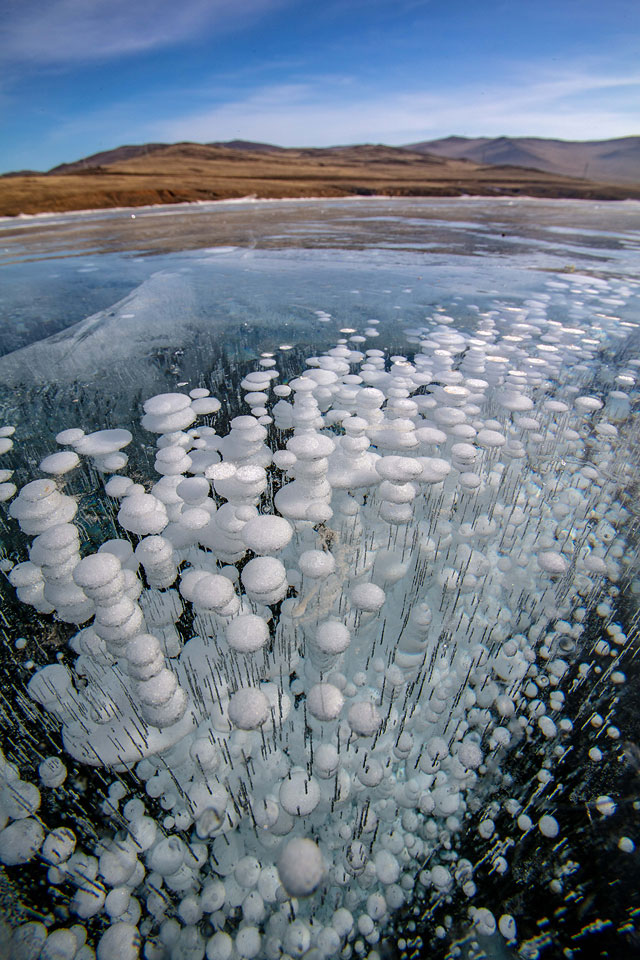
[1, 138, 638, 217]
[407, 136, 640, 185]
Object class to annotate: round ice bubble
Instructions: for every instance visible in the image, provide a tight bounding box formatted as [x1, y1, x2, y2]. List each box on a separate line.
[476, 428, 506, 448]
[191, 574, 235, 610]
[375, 455, 422, 482]
[200, 879, 226, 914]
[99, 842, 137, 886]
[575, 395, 603, 412]
[147, 836, 187, 877]
[348, 701, 383, 736]
[11, 922, 49, 958]
[2, 779, 40, 819]
[279, 771, 321, 817]
[39, 756, 67, 788]
[127, 633, 163, 670]
[144, 393, 191, 416]
[225, 614, 270, 654]
[241, 515, 293, 554]
[31, 522, 79, 558]
[0, 818, 44, 865]
[96, 922, 140, 960]
[350, 583, 386, 612]
[73, 552, 121, 590]
[234, 855, 261, 889]
[537, 551, 569, 575]
[42, 827, 76, 866]
[306, 683, 345, 721]
[104, 476, 134, 499]
[358, 756, 384, 787]
[56, 428, 85, 445]
[191, 396, 221, 415]
[39, 451, 80, 476]
[277, 837, 325, 897]
[45, 926, 86, 960]
[106, 886, 132, 919]
[499, 914, 517, 940]
[0, 481, 17, 502]
[136, 669, 178, 707]
[227, 688, 270, 729]
[287, 432, 335, 461]
[298, 550, 336, 579]
[314, 743, 339, 778]
[241, 557, 287, 603]
[374, 849, 400, 884]
[176, 475, 210, 503]
[314, 620, 351, 655]
[13, 478, 57, 503]
[117, 494, 168, 536]
[457, 738, 483, 770]
[235, 926, 261, 959]
[538, 814, 560, 838]
[74, 429, 132, 456]
[206, 930, 233, 960]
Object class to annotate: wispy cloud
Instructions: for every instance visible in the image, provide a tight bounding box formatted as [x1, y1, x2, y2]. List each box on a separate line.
[0, 0, 287, 65]
[153, 64, 640, 145]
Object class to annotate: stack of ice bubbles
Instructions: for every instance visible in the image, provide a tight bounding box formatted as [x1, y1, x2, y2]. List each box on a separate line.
[1, 293, 638, 960]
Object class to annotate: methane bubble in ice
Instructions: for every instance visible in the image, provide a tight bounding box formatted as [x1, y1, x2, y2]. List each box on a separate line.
[1, 272, 640, 959]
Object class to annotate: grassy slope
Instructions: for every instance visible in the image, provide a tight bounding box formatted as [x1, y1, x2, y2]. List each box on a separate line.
[2, 142, 638, 216]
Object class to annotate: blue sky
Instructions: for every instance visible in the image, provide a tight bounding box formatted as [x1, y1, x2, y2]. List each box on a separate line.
[1, 0, 638, 173]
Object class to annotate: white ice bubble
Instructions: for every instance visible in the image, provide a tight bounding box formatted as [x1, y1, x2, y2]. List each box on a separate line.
[277, 837, 325, 897]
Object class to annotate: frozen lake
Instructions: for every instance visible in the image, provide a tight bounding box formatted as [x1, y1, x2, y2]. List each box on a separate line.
[1, 195, 639, 358]
[1, 197, 639, 428]
[0, 197, 639, 960]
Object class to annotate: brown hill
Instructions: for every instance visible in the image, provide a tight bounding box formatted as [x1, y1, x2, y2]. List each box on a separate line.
[206, 139, 288, 153]
[1, 141, 638, 217]
[48, 143, 172, 174]
[407, 136, 640, 185]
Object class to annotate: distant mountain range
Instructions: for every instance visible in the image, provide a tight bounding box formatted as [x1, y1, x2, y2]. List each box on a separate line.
[1, 137, 638, 216]
[41, 136, 640, 184]
[406, 136, 640, 185]
[45, 140, 429, 173]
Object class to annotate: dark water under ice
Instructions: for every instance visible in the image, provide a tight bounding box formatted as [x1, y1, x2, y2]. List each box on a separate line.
[1, 197, 640, 959]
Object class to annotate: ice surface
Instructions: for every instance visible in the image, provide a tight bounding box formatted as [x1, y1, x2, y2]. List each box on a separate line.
[0, 197, 639, 960]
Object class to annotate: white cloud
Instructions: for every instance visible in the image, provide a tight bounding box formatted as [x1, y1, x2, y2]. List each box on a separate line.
[153, 66, 640, 145]
[0, 0, 286, 64]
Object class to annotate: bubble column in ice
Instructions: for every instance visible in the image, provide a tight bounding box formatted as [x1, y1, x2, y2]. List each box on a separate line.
[30, 551, 190, 765]
[374, 455, 422, 528]
[241, 366, 279, 424]
[218, 415, 272, 468]
[7, 558, 53, 614]
[73, 428, 133, 474]
[274, 433, 335, 525]
[8, 479, 94, 623]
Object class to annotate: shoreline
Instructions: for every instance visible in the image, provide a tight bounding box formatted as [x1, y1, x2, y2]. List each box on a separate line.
[2, 191, 639, 227]
[0, 194, 373, 225]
